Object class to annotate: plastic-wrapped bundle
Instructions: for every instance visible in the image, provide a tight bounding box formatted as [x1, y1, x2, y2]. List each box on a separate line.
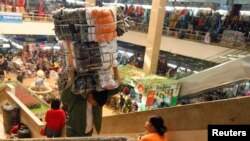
[53, 8, 87, 41]
[72, 41, 102, 73]
[99, 40, 118, 59]
[86, 8, 117, 42]
[58, 41, 69, 68]
[72, 41, 118, 73]
[99, 40, 118, 69]
[73, 57, 104, 73]
[71, 70, 118, 94]
[52, 7, 128, 42]
[71, 73, 100, 95]
[98, 69, 118, 89]
[72, 41, 99, 59]
[57, 69, 70, 91]
[116, 6, 129, 36]
[57, 41, 70, 91]
[63, 9, 80, 23]
[53, 6, 128, 94]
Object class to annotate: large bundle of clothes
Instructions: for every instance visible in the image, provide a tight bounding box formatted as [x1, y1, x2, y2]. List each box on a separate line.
[220, 30, 245, 47]
[53, 6, 128, 94]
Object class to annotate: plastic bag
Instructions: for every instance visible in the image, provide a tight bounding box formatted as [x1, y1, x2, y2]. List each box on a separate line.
[40, 127, 46, 136]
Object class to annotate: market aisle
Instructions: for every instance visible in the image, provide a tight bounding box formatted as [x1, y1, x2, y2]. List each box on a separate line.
[5, 72, 115, 117]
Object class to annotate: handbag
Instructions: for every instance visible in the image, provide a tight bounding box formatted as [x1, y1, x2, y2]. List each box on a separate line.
[40, 126, 46, 136]
[17, 123, 31, 138]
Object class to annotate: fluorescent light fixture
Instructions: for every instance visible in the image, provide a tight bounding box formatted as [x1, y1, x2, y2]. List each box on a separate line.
[12, 42, 23, 49]
[118, 50, 134, 57]
[44, 46, 60, 50]
[217, 9, 228, 15]
[240, 11, 250, 15]
[167, 63, 177, 68]
[66, 0, 87, 4]
[2, 44, 10, 48]
[166, 6, 174, 11]
[0, 36, 9, 42]
[53, 46, 60, 50]
[0, 36, 23, 49]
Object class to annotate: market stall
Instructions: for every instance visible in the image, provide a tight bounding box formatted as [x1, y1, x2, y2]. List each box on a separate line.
[107, 65, 181, 114]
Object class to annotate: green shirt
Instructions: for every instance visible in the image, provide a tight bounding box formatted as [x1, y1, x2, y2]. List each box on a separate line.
[60, 88, 102, 137]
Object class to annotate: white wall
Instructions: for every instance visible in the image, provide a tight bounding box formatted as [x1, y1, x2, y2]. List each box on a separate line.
[0, 22, 55, 35]
[118, 31, 230, 60]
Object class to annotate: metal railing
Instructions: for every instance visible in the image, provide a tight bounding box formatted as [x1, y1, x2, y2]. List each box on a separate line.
[20, 13, 250, 51]
[22, 13, 53, 22]
[129, 22, 250, 51]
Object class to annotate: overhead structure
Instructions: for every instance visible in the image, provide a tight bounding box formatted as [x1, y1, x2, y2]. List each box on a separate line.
[179, 55, 250, 97]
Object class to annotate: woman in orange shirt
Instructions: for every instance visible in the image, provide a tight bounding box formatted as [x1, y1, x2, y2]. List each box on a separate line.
[138, 115, 168, 141]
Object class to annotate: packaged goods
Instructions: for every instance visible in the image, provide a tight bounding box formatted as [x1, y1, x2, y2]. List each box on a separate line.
[53, 7, 128, 94]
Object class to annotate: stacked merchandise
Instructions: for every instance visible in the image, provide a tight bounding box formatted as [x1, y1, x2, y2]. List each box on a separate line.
[53, 6, 128, 94]
[220, 30, 245, 47]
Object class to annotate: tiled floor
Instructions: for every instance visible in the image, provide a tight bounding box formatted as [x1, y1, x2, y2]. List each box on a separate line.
[0, 72, 116, 139]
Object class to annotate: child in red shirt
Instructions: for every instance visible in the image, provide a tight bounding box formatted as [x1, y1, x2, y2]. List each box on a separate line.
[45, 98, 66, 137]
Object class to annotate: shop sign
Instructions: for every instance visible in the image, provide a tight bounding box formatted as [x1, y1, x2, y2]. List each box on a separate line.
[0, 12, 23, 23]
[2, 43, 10, 48]
[148, 82, 181, 107]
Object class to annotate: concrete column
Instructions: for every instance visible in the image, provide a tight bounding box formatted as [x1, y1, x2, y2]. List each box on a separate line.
[85, 0, 96, 7]
[143, 0, 167, 74]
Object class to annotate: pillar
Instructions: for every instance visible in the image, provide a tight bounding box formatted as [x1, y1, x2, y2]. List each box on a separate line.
[143, 0, 167, 75]
[85, 0, 96, 7]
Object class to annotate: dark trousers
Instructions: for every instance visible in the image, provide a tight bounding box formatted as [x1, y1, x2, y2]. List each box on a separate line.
[66, 126, 93, 137]
[46, 127, 62, 138]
